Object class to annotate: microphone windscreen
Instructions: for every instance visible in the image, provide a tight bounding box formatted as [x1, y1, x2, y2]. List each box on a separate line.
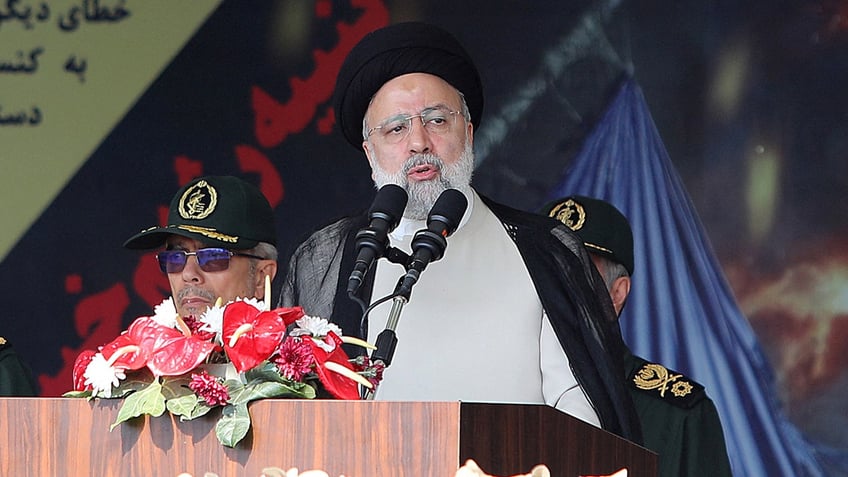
[428, 189, 467, 236]
[369, 184, 408, 227]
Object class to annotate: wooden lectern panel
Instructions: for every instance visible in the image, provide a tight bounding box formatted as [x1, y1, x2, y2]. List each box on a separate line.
[0, 398, 655, 476]
[459, 402, 657, 476]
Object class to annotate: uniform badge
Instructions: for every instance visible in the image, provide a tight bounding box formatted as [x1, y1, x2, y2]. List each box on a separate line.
[179, 180, 218, 220]
[547, 198, 586, 231]
[631, 361, 705, 409]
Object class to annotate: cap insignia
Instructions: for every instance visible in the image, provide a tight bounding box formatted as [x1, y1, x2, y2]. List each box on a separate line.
[633, 363, 693, 398]
[176, 225, 238, 243]
[548, 198, 586, 231]
[179, 180, 218, 220]
[0, 336, 6, 346]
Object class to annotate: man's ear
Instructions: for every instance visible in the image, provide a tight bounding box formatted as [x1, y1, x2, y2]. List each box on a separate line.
[362, 141, 377, 180]
[609, 275, 631, 315]
[254, 260, 278, 297]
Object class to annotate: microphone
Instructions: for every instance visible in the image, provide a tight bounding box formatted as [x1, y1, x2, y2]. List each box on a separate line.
[364, 189, 466, 398]
[347, 184, 408, 296]
[397, 189, 467, 296]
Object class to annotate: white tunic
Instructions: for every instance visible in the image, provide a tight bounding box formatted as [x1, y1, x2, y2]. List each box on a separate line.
[367, 190, 600, 427]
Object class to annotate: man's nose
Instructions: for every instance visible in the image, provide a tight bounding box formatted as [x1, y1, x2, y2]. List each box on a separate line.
[406, 118, 432, 154]
[181, 255, 204, 283]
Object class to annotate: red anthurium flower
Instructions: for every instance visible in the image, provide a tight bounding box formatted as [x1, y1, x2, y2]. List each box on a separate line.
[146, 332, 217, 376]
[272, 306, 306, 327]
[99, 338, 142, 371]
[72, 350, 96, 391]
[222, 301, 288, 372]
[101, 316, 216, 377]
[308, 331, 361, 400]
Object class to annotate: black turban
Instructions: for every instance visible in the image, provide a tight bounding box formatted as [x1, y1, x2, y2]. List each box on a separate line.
[333, 22, 484, 149]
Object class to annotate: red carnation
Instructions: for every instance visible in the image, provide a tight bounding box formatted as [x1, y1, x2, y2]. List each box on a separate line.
[182, 314, 216, 341]
[272, 336, 315, 381]
[188, 371, 230, 406]
[351, 355, 385, 388]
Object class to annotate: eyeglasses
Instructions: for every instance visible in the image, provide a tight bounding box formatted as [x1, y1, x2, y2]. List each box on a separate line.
[156, 248, 265, 273]
[367, 106, 463, 145]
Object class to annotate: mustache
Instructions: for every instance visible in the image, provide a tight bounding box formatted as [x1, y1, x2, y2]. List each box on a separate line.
[402, 154, 444, 174]
[176, 287, 217, 303]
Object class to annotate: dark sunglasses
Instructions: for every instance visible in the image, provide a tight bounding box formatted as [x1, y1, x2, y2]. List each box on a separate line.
[156, 248, 265, 273]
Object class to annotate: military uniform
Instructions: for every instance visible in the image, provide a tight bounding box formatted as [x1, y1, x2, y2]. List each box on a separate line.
[0, 337, 38, 396]
[542, 195, 734, 477]
[625, 348, 732, 477]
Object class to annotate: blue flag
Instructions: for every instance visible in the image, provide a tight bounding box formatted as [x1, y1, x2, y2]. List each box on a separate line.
[547, 78, 829, 476]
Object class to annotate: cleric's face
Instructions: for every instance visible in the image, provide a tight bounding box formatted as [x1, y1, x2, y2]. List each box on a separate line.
[362, 73, 474, 219]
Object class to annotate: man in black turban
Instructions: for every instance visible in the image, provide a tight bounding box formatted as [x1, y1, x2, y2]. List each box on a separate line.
[280, 22, 642, 443]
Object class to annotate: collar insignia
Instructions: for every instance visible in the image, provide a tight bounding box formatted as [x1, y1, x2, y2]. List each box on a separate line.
[179, 180, 218, 220]
[634, 363, 692, 398]
[631, 361, 706, 409]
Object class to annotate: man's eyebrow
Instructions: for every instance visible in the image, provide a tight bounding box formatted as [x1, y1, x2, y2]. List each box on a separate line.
[376, 103, 453, 123]
[422, 103, 452, 112]
[164, 241, 189, 251]
[377, 112, 410, 124]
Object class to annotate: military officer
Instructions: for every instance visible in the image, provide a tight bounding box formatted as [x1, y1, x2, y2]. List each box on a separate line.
[543, 195, 733, 477]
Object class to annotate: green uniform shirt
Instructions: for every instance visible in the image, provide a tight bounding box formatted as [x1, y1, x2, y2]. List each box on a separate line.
[625, 349, 732, 477]
[0, 337, 38, 396]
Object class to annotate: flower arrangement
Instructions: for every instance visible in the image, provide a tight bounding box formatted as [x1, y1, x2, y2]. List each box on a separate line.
[66, 281, 382, 447]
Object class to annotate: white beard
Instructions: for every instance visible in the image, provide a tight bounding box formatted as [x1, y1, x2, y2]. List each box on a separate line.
[371, 140, 474, 220]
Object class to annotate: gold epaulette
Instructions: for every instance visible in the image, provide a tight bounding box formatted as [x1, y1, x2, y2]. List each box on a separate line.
[630, 361, 706, 409]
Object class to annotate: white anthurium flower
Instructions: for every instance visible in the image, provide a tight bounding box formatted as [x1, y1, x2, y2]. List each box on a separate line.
[151, 297, 178, 328]
[83, 353, 126, 398]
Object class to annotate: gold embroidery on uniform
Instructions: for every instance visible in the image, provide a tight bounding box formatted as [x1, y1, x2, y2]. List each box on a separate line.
[176, 225, 238, 243]
[179, 180, 218, 220]
[633, 363, 692, 398]
[671, 380, 694, 397]
[0, 337, 6, 345]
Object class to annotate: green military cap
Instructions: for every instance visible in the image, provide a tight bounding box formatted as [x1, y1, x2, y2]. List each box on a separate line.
[123, 175, 277, 250]
[541, 195, 634, 275]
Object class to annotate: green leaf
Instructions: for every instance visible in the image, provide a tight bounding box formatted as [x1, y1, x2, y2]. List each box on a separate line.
[161, 376, 193, 399]
[62, 390, 92, 398]
[110, 381, 165, 430]
[166, 393, 214, 420]
[243, 361, 282, 381]
[228, 379, 314, 405]
[215, 403, 251, 447]
[111, 369, 157, 398]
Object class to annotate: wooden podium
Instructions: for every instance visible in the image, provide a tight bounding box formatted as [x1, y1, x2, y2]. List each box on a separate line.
[0, 398, 656, 476]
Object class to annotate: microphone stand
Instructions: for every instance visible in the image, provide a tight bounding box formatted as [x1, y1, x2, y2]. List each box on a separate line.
[362, 277, 412, 400]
